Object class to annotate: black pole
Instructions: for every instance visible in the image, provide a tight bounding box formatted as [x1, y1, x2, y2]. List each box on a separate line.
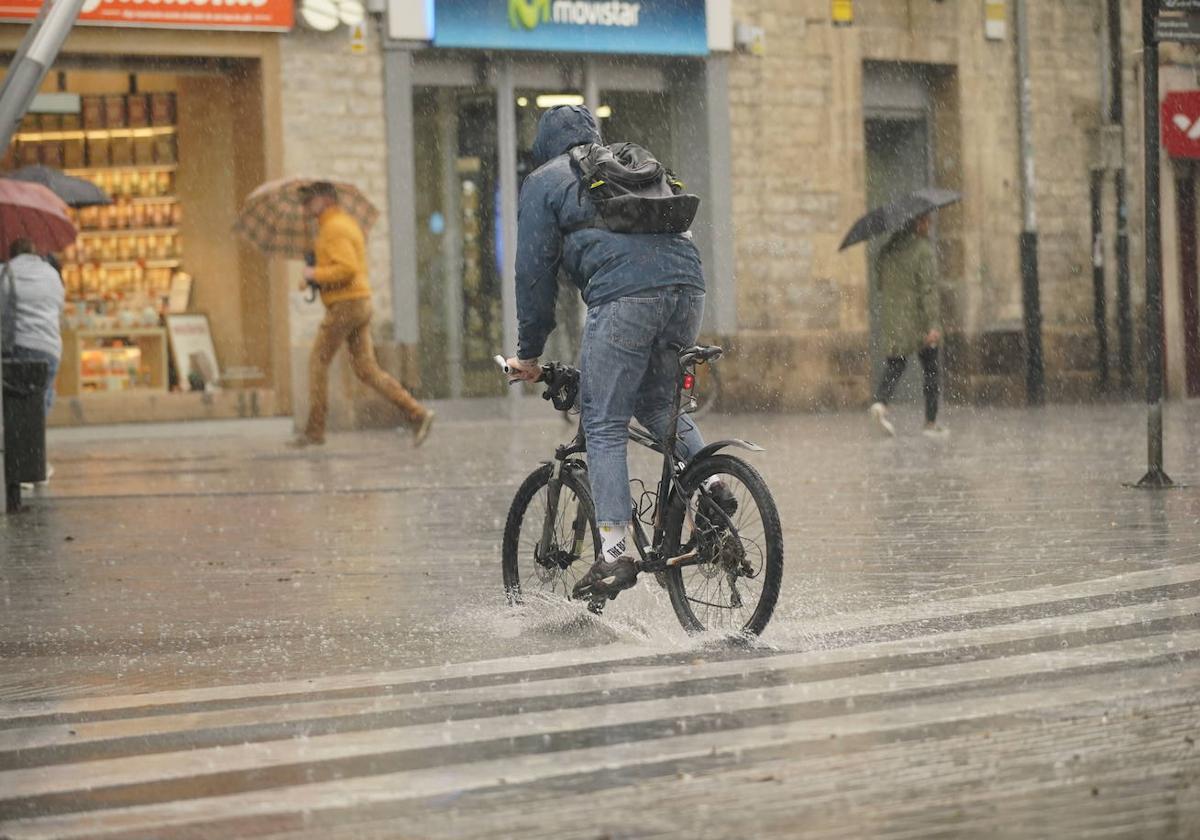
[1136, 1, 1173, 488]
[1015, 0, 1045, 407]
[1109, 0, 1134, 395]
[1117, 172, 1134, 392]
[1020, 232, 1045, 405]
[1091, 169, 1110, 390]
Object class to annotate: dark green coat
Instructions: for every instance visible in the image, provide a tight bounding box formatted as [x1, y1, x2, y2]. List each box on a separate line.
[876, 230, 940, 358]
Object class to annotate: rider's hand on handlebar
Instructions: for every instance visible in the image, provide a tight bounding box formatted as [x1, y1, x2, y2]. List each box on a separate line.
[505, 357, 542, 383]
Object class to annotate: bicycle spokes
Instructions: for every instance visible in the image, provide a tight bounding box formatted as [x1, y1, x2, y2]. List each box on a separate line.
[677, 474, 769, 630]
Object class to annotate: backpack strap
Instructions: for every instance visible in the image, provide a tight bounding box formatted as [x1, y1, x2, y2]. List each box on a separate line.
[563, 144, 609, 235]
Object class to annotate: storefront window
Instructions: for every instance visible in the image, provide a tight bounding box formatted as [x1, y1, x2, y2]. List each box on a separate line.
[597, 89, 675, 164]
[1, 63, 269, 419]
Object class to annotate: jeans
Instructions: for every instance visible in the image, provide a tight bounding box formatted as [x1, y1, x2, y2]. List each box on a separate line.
[580, 286, 706, 528]
[305, 298, 427, 442]
[874, 345, 939, 424]
[8, 344, 59, 415]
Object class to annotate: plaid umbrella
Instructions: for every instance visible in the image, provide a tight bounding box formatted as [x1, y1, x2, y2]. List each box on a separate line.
[6, 164, 112, 207]
[233, 177, 380, 258]
[0, 179, 78, 256]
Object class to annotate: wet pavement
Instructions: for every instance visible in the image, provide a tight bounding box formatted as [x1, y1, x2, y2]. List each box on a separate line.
[1, 398, 1198, 838]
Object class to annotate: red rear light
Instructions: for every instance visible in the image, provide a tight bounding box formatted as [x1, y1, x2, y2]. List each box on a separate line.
[683, 373, 695, 390]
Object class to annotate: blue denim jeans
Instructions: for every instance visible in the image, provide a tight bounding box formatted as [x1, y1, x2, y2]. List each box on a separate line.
[580, 286, 706, 528]
[8, 345, 59, 415]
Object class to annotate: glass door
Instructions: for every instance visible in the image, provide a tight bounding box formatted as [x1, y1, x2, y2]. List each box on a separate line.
[414, 86, 503, 398]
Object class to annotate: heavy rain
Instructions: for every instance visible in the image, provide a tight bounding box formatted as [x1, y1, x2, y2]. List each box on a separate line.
[0, 1, 1198, 838]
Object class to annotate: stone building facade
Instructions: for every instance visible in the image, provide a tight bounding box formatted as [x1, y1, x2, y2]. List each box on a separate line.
[718, 0, 1158, 410]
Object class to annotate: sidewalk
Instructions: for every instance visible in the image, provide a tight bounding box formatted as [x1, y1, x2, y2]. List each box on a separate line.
[2, 398, 1198, 700]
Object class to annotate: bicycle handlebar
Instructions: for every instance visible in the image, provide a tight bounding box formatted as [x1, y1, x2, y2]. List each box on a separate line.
[494, 355, 579, 411]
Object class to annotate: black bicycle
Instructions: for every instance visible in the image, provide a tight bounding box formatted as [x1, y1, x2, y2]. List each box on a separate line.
[500, 346, 784, 636]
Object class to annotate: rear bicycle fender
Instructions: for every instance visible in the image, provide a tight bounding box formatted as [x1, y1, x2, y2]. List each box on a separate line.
[660, 439, 764, 538]
[687, 438, 764, 466]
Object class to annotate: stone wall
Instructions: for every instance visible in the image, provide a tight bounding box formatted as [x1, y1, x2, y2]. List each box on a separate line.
[722, 0, 1143, 408]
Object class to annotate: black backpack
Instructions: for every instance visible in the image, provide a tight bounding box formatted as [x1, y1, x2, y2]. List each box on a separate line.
[565, 142, 700, 235]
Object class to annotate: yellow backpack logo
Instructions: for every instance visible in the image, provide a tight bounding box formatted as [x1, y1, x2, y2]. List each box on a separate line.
[509, 0, 550, 29]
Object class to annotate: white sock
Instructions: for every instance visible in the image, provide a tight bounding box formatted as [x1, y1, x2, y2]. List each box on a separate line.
[599, 525, 628, 562]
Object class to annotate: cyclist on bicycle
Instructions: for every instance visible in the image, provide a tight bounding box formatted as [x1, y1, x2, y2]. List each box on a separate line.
[504, 105, 711, 602]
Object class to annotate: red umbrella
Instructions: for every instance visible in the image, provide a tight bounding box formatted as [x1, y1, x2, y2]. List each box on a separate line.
[0, 179, 78, 256]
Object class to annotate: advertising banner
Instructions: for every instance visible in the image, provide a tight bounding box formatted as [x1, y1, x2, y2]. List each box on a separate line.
[433, 0, 707, 55]
[0, 0, 293, 32]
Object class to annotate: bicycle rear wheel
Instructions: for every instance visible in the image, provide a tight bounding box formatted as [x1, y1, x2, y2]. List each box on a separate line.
[661, 454, 783, 636]
[502, 464, 598, 604]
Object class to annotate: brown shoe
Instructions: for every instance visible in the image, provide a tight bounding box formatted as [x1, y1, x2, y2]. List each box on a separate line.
[412, 410, 435, 448]
[287, 434, 324, 449]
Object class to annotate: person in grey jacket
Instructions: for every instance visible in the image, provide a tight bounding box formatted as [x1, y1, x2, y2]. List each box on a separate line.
[1, 237, 64, 414]
[504, 105, 708, 602]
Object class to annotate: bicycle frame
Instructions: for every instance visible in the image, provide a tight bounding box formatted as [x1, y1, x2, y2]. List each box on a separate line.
[537, 350, 711, 575]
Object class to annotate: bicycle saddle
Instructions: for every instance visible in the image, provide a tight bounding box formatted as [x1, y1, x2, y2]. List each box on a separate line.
[678, 344, 724, 364]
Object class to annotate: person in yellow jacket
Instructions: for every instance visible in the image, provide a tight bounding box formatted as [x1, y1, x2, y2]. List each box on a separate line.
[292, 181, 434, 447]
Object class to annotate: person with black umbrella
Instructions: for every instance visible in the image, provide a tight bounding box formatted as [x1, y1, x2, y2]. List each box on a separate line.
[868, 210, 945, 438]
[840, 187, 958, 439]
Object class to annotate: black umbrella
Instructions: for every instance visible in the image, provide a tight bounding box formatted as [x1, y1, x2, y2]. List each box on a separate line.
[839, 187, 960, 251]
[5, 164, 112, 207]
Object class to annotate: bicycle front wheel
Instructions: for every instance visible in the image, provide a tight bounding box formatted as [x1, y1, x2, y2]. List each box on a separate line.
[661, 454, 783, 636]
[502, 464, 598, 605]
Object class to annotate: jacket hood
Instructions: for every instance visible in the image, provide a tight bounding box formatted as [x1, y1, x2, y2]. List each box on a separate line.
[531, 105, 601, 168]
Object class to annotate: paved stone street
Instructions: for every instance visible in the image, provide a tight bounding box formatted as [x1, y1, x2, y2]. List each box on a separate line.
[1, 399, 1198, 838]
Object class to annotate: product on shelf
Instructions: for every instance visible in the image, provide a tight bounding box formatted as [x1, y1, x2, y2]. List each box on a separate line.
[39, 114, 63, 167]
[106, 95, 132, 166]
[62, 113, 84, 168]
[83, 95, 107, 167]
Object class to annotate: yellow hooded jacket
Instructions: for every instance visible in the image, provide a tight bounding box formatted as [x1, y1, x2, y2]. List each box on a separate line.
[312, 206, 372, 307]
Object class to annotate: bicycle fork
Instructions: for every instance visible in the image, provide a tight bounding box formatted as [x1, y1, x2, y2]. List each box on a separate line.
[538, 461, 590, 568]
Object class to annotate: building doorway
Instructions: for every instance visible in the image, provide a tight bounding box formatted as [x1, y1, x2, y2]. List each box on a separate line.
[863, 63, 934, 403]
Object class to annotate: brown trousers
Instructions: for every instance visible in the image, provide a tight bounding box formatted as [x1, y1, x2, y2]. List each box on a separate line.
[305, 298, 425, 441]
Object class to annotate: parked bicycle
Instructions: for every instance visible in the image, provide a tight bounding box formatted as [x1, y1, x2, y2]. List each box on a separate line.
[498, 345, 783, 636]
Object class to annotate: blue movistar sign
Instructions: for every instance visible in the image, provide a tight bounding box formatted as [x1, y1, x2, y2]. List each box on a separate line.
[433, 0, 707, 55]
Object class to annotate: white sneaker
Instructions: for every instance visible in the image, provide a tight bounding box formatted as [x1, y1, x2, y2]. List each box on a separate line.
[412, 410, 435, 448]
[923, 424, 950, 438]
[21, 464, 54, 493]
[869, 402, 896, 437]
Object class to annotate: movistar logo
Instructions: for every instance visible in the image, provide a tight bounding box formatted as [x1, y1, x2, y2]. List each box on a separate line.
[509, 0, 550, 29]
[509, 0, 641, 30]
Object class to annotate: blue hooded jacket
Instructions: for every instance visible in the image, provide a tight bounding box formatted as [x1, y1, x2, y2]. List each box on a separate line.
[515, 105, 705, 360]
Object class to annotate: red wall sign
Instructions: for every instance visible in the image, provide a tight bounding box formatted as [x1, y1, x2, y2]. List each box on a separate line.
[1163, 91, 1200, 159]
[0, 0, 293, 32]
